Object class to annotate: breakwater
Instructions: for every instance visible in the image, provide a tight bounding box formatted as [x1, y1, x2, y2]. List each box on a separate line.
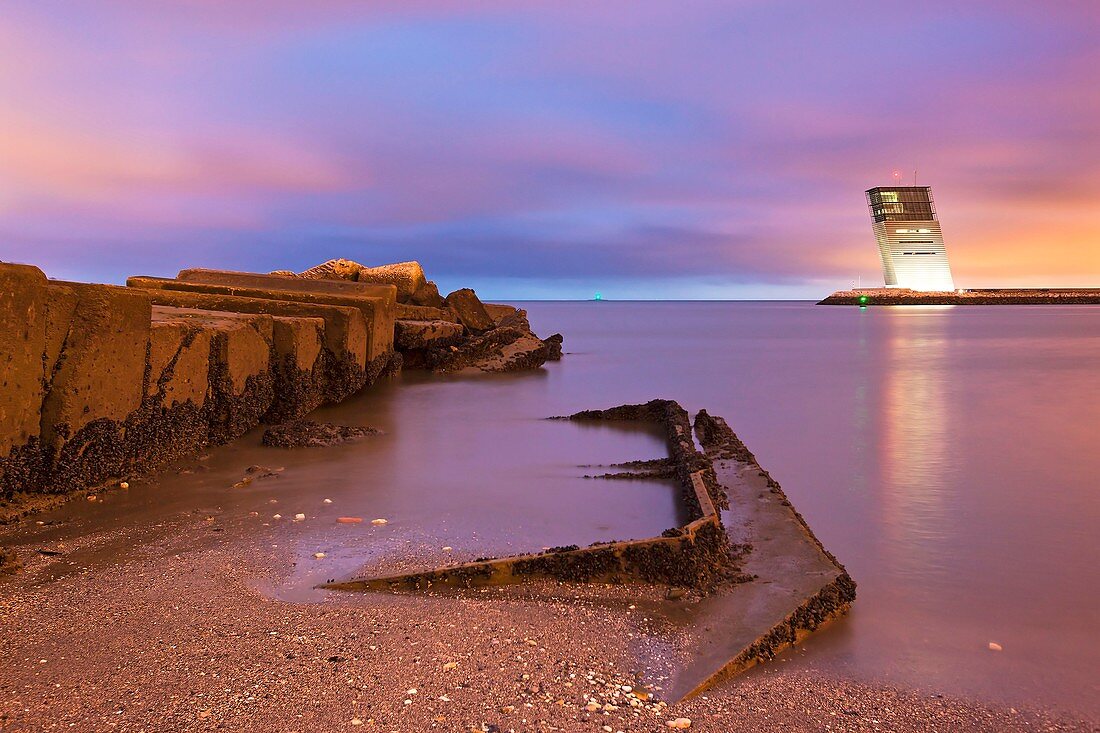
[0, 260, 559, 511]
[819, 287, 1100, 305]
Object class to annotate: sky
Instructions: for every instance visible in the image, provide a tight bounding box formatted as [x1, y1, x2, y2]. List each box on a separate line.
[1, 1, 1098, 299]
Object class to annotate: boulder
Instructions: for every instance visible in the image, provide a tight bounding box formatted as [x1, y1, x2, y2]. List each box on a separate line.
[482, 303, 518, 325]
[428, 323, 552, 373]
[410, 280, 446, 309]
[394, 319, 465, 351]
[445, 288, 495, 333]
[355, 261, 428, 303]
[543, 333, 564, 361]
[299, 259, 362, 281]
[268, 270, 297, 277]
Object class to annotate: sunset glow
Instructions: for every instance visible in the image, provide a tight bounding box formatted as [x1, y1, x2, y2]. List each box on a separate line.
[1, 1, 1097, 297]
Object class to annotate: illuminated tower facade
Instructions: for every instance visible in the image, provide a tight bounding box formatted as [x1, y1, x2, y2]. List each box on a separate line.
[866, 186, 955, 291]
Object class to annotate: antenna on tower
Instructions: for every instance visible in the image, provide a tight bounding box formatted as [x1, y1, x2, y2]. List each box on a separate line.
[914, 164, 918, 187]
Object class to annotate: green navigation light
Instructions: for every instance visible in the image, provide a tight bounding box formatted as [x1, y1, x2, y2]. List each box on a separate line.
[858, 295, 869, 304]
[594, 292, 602, 301]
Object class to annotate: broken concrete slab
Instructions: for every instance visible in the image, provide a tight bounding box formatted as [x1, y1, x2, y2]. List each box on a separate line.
[323, 399, 854, 703]
[445, 288, 495, 333]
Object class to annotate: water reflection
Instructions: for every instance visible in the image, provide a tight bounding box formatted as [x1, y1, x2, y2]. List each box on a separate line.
[878, 309, 954, 581]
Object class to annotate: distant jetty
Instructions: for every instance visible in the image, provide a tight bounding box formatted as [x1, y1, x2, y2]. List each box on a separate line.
[819, 288, 1100, 306]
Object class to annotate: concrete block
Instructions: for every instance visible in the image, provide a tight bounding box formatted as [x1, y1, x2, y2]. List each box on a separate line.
[147, 313, 212, 408]
[39, 283, 151, 490]
[445, 288, 494, 333]
[128, 277, 376, 367]
[0, 264, 48, 456]
[0, 264, 49, 496]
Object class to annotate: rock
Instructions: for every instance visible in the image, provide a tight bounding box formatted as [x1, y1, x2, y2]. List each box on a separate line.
[443, 661, 458, 671]
[666, 718, 691, 729]
[427, 324, 552, 373]
[262, 420, 382, 448]
[444, 288, 495, 333]
[666, 587, 687, 600]
[294, 513, 306, 521]
[119, 481, 129, 489]
[314, 552, 326, 559]
[394, 319, 464, 351]
[0, 548, 21, 575]
[355, 261, 427, 303]
[323, 498, 333, 504]
[337, 517, 363, 524]
[371, 518, 388, 525]
[989, 642, 1003, 651]
[543, 333, 564, 361]
[268, 270, 297, 277]
[298, 258, 362, 281]
[273, 513, 282, 519]
[351, 719, 363, 726]
[411, 280, 446, 308]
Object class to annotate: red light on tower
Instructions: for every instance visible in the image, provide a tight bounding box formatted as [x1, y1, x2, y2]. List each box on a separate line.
[892, 169, 902, 184]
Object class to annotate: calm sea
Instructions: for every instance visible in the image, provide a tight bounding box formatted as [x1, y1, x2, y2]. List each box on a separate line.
[19, 301, 1100, 717]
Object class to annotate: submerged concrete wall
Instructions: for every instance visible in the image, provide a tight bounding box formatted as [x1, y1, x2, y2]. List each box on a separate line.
[0, 263, 397, 501]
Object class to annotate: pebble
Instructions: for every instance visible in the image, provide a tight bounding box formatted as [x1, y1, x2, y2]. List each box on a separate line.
[351, 718, 363, 726]
[294, 513, 306, 521]
[87, 495, 97, 502]
[443, 662, 458, 671]
[666, 718, 692, 729]
[337, 517, 363, 524]
[371, 518, 388, 525]
[323, 499, 333, 504]
[988, 642, 1003, 651]
[314, 553, 326, 559]
[442, 546, 453, 552]
[119, 481, 129, 489]
[273, 514, 282, 520]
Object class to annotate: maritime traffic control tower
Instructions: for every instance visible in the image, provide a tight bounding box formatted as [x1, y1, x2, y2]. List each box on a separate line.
[866, 186, 955, 291]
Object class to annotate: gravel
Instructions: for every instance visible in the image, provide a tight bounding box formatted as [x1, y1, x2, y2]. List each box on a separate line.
[0, 512, 1095, 733]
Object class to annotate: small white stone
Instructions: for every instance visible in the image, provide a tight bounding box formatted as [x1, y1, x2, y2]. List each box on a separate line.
[323, 498, 333, 504]
[119, 481, 129, 489]
[350, 718, 363, 726]
[371, 518, 388, 525]
[988, 642, 1003, 651]
[314, 552, 326, 559]
[442, 546, 453, 552]
[273, 514, 282, 519]
[294, 513, 306, 521]
[666, 718, 691, 729]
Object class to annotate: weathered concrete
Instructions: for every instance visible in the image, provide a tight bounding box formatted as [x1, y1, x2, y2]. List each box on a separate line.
[394, 319, 465, 351]
[129, 275, 394, 369]
[40, 282, 151, 492]
[410, 280, 445, 308]
[662, 410, 856, 701]
[122, 285, 371, 402]
[395, 303, 460, 324]
[482, 303, 519, 324]
[325, 400, 737, 593]
[269, 315, 326, 422]
[445, 288, 495, 333]
[324, 400, 854, 703]
[0, 265, 51, 497]
[354, 261, 427, 303]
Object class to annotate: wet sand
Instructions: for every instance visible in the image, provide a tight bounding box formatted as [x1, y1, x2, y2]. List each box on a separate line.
[1, 478, 1095, 732]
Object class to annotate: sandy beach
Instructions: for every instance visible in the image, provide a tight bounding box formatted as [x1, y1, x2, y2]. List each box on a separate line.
[1, 499, 1093, 733]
